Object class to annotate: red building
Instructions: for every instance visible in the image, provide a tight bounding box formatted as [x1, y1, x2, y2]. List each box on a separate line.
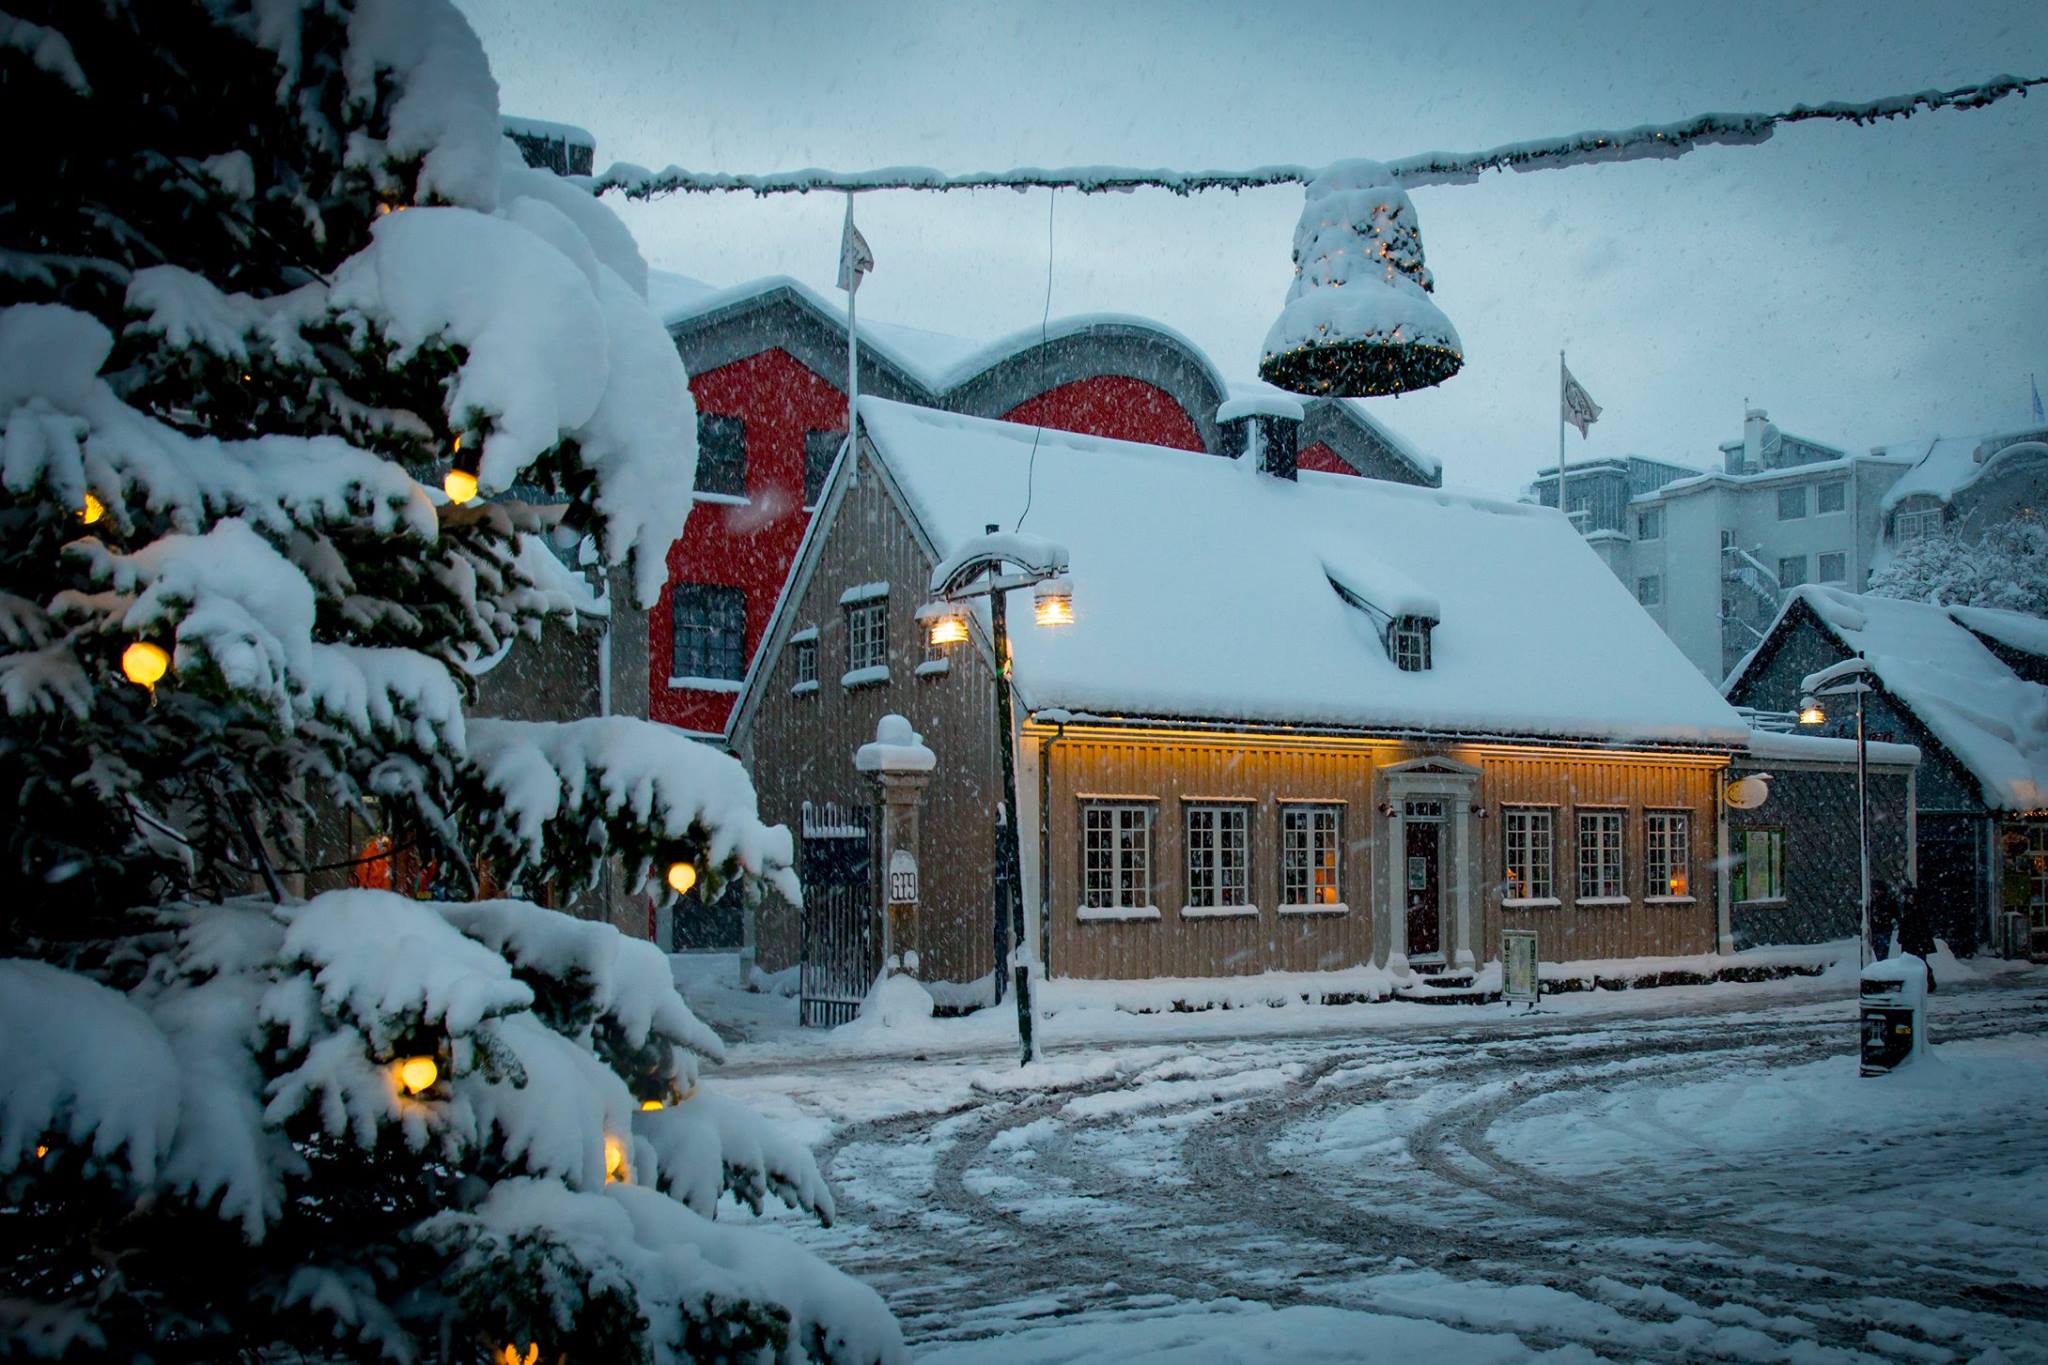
[650, 272, 1440, 737]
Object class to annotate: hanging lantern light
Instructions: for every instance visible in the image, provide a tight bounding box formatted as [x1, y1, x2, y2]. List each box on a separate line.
[397, 1055, 439, 1095]
[665, 860, 698, 896]
[80, 493, 105, 525]
[1259, 159, 1464, 398]
[443, 434, 480, 505]
[1033, 576, 1074, 627]
[1798, 697, 1826, 726]
[921, 600, 969, 647]
[122, 640, 170, 690]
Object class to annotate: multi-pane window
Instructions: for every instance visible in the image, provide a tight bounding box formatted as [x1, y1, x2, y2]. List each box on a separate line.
[1896, 507, 1943, 542]
[1577, 810, 1624, 900]
[1732, 829, 1786, 902]
[1636, 574, 1662, 606]
[1082, 803, 1152, 910]
[1817, 480, 1847, 514]
[1185, 804, 1250, 910]
[1391, 616, 1432, 672]
[1778, 555, 1807, 588]
[1503, 807, 1554, 901]
[670, 584, 746, 680]
[1280, 804, 1343, 907]
[803, 429, 844, 508]
[2027, 824, 2048, 937]
[792, 636, 817, 689]
[1636, 507, 1663, 540]
[1777, 485, 1808, 520]
[845, 598, 887, 674]
[1645, 811, 1691, 898]
[1818, 551, 1847, 584]
[695, 414, 746, 497]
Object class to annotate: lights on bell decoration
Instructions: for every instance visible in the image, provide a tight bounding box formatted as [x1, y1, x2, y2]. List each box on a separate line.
[443, 434, 480, 506]
[122, 640, 170, 691]
[1032, 576, 1074, 627]
[923, 601, 969, 647]
[665, 860, 698, 897]
[1798, 697, 1825, 726]
[397, 1055, 439, 1095]
[1258, 158, 1464, 398]
[80, 493, 105, 525]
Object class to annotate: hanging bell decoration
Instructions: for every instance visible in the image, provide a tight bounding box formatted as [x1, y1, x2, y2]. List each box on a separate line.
[1259, 159, 1464, 399]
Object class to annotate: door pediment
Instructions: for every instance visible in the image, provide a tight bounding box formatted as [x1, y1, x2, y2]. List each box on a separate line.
[1382, 756, 1483, 780]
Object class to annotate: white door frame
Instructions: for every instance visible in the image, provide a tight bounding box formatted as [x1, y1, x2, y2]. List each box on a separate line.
[1381, 757, 1484, 974]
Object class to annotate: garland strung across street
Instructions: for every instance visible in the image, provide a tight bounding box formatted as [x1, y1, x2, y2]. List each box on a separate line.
[593, 73, 2042, 401]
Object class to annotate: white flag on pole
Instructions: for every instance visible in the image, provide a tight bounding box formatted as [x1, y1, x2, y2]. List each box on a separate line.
[837, 203, 874, 294]
[1561, 361, 1602, 437]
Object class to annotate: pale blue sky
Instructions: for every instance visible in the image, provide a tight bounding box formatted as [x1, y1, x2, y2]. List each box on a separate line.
[460, 0, 2048, 495]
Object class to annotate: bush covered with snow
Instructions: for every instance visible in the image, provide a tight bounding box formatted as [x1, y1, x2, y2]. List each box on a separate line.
[0, 3, 896, 1360]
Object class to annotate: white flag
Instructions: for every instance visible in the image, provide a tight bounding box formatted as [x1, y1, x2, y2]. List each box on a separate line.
[837, 203, 874, 294]
[1561, 361, 1602, 437]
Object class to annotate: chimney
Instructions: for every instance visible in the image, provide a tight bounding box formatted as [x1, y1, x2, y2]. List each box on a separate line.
[1742, 408, 1769, 472]
[1218, 395, 1305, 481]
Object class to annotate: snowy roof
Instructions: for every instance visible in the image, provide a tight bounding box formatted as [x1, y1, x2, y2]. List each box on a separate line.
[1640, 452, 1906, 505]
[1948, 604, 2048, 660]
[1730, 587, 2048, 812]
[859, 398, 1747, 747]
[1872, 426, 2048, 512]
[498, 115, 595, 147]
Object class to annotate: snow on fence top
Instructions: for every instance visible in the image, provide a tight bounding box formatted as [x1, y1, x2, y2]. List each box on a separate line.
[859, 397, 1748, 747]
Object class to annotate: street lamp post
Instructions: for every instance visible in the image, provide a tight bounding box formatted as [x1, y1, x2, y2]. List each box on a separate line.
[1799, 654, 1875, 966]
[923, 525, 1073, 1066]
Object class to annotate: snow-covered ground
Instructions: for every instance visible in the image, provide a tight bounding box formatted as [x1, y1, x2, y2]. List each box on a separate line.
[679, 954, 2048, 1362]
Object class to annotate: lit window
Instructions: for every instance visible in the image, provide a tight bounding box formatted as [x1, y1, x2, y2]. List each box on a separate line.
[1577, 810, 1624, 900]
[1896, 507, 1943, 542]
[671, 584, 746, 681]
[695, 414, 746, 498]
[1636, 574, 1662, 606]
[2027, 824, 2048, 940]
[1818, 551, 1847, 583]
[1645, 811, 1691, 898]
[1083, 803, 1152, 910]
[1732, 828, 1786, 902]
[1636, 507, 1663, 540]
[1817, 480, 1846, 514]
[845, 597, 887, 675]
[1503, 807, 1554, 901]
[1281, 804, 1342, 907]
[1185, 804, 1250, 910]
[803, 429, 844, 509]
[1778, 555, 1807, 588]
[1390, 616, 1433, 671]
[1777, 485, 1808, 520]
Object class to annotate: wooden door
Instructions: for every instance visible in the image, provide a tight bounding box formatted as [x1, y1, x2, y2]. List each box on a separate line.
[1405, 820, 1442, 957]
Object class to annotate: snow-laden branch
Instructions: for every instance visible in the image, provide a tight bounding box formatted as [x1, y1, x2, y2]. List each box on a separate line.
[598, 74, 2043, 200]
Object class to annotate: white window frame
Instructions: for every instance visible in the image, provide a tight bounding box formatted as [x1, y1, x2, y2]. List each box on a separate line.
[1896, 507, 1943, 542]
[1733, 828, 1786, 903]
[1816, 479, 1847, 515]
[1391, 617, 1432, 672]
[1777, 484, 1809, 521]
[1183, 803, 1252, 915]
[845, 597, 887, 674]
[1778, 554, 1807, 588]
[2026, 823, 2048, 935]
[1817, 551, 1847, 584]
[1502, 807, 1555, 905]
[1279, 803, 1344, 912]
[792, 636, 818, 692]
[1081, 801, 1155, 919]
[1644, 810, 1692, 901]
[1576, 809, 1625, 903]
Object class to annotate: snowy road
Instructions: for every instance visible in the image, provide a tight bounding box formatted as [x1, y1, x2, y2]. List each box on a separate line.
[700, 969, 2048, 1363]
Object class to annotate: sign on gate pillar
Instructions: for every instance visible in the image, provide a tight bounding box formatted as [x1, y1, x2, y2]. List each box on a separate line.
[856, 715, 936, 978]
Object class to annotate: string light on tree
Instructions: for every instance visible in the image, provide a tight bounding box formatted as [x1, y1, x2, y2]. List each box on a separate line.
[80, 494, 104, 525]
[444, 434, 479, 505]
[665, 860, 697, 896]
[604, 1135, 628, 1182]
[121, 640, 169, 690]
[396, 1055, 439, 1095]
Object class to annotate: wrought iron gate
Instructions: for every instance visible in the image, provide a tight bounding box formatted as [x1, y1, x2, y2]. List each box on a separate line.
[798, 801, 875, 1028]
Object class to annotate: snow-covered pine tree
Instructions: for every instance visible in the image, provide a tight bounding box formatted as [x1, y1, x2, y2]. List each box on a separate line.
[1867, 520, 2048, 617]
[0, 4, 901, 1361]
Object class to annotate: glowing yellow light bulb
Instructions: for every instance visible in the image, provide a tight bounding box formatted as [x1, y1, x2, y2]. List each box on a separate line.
[122, 641, 170, 689]
[397, 1056, 439, 1094]
[35, 1144, 48, 1160]
[640, 1099, 665, 1112]
[665, 861, 697, 896]
[443, 468, 479, 505]
[496, 1344, 539, 1365]
[80, 493, 104, 525]
[604, 1135, 627, 1182]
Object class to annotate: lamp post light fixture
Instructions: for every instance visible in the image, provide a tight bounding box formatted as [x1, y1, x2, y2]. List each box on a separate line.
[922, 523, 1073, 1066]
[1799, 654, 1875, 966]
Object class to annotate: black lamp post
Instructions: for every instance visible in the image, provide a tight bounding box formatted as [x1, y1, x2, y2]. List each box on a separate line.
[1800, 654, 1874, 965]
[924, 524, 1073, 1066]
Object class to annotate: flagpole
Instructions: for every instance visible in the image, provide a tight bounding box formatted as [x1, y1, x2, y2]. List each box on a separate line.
[1557, 350, 1568, 530]
[844, 193, 860, 452]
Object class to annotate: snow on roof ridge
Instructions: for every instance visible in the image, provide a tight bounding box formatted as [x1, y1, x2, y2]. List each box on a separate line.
[1876, 425, 2048, 512]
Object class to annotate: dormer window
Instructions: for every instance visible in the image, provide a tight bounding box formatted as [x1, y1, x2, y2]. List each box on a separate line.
[1390, 615, 1433, 671]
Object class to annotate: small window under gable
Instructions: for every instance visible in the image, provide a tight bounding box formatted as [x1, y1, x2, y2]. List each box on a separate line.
[1390, 616, 1433, 672]
[1325, 564, 1437, 673]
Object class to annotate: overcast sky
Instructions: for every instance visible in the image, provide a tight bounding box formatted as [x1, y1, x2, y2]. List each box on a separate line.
[460, 0, 2047, 497]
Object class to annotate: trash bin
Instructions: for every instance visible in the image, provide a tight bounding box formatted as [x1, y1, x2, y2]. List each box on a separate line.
[1859, 956, 1928, 1076]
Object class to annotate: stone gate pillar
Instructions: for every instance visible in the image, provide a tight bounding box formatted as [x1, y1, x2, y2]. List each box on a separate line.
[856, 714, 935, 977]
